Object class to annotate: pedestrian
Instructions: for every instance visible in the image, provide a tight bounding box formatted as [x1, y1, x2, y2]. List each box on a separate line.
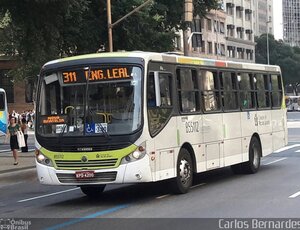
[5, 117, 21, 165]
[21, 118, 28, 152]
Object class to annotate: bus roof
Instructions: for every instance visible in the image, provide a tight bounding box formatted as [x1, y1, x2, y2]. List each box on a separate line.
[43, 51, 281, 73]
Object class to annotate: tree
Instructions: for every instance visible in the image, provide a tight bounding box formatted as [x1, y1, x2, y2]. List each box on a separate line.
[255, 34, 300, 91]
[0, 0, 218, 80]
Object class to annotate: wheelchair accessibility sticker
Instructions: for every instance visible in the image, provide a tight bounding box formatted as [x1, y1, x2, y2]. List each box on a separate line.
[86, 123, 108, 134]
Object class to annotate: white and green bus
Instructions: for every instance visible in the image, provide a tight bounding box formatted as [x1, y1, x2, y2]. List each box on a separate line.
[35, 52, 287, 197]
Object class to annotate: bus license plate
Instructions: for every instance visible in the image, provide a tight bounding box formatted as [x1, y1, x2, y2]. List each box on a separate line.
[75, 171, 95, 179]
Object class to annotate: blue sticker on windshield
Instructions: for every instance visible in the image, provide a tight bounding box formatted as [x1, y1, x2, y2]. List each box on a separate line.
[86, 123, 107, 134]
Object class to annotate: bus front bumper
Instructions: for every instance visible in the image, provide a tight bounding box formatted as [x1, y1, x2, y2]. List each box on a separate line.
[35, 156, 153, 185]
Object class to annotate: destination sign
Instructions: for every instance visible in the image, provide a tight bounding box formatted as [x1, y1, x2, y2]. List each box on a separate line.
[41, 115, 67, 125]
[62, 67, 132, 84]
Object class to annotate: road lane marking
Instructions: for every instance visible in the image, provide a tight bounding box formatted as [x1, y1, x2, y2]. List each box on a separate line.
[289, 191, 300, 199]
[156, 194, 171, 199]
[18, 188, 79, 203]
[46, 204, 129, 230]
[274, 144, 300, 153]
[263, 158, 287, 165]
[191, 183, 206, 189]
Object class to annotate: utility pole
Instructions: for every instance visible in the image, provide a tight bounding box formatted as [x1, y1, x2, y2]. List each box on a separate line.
[107, 0, 153, 52]
[183, 0, 193, 56]
[266, 20, 271, 65]
[107, 0, 113, 52]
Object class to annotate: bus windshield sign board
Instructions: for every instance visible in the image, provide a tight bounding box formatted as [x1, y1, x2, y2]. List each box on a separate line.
[62, 67, 132, 84]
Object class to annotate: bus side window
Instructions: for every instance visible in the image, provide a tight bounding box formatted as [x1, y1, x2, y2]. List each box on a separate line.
[200, 70, 221, 112]
[271, 74, 282, 108]
[176, 68, 200, 113]
[238, 72, 255, 110]
[147, 71, 173, 136]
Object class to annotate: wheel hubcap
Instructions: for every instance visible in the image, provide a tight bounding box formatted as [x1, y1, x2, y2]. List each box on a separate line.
[179, 158, 191, 185]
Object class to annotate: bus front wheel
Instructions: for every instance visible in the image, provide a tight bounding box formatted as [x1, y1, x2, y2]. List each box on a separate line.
[172, 148, 193, 194]
[80, 185, 106, 198]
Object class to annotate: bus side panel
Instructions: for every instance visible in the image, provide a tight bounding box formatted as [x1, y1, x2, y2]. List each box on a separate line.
[271, 109, 287, 152]
[223, 113, 242, 167]
[257, 110, 273, 156]
[241, 111, 258, 162]
[176, 115, 205, 173]
[152, 117, 178, 181]
[203, 114, 223, 170]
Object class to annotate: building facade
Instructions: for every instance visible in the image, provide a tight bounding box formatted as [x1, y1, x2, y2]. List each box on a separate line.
[254, 0, 274, 36]
[176, 0, 273, 63]
[283, 0, 300, 46]
[0, 57, 34, 113]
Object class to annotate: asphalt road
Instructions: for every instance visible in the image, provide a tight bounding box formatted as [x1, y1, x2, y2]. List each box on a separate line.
[1, 113, 300, 230]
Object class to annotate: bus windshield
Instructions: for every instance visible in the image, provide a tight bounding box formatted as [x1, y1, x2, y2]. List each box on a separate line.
[37, 65, 142, 137]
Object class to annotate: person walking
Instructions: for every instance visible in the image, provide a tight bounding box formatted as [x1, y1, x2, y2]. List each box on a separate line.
[21, 118, 28, 152]
[5, 117, 21, 165]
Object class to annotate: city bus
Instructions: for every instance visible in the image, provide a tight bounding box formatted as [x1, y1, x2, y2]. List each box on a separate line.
[35, 52, 287, 197]
[0, 88, 8, 136]
[285, 95, 300, 111]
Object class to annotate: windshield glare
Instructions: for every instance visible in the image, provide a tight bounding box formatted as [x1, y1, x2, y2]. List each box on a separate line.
[37, 66, 142, 137]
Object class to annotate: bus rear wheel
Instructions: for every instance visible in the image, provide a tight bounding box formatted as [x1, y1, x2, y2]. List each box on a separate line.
[242, 137, 261, 174]
[231, 137, 261, 174]
[172, 148, 193, 194]
[80, 185, 106, 198]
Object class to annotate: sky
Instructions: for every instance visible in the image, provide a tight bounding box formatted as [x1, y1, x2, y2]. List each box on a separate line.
[273, 0, 283, 40]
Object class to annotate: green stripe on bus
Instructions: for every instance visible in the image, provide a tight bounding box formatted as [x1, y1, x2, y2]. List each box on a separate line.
[40, 144, 137, 169]
[177, 129, 180, 145]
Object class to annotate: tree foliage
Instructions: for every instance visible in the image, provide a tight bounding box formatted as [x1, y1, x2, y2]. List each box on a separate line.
[0, 0, 218, 80]
[255, 34, 300, 90]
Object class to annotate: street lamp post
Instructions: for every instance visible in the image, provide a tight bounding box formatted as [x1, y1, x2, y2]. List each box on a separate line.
[266, 20, 271, 65]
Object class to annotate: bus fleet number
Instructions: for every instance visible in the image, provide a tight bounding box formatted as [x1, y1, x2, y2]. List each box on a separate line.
[185, 121, 200, 133]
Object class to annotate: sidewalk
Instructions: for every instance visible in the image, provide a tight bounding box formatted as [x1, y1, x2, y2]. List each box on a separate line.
[0, 151, 36, 174]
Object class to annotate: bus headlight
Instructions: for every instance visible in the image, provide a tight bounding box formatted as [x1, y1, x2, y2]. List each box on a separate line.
[35, 150, 53, 167]
[121, 143, 146, 164]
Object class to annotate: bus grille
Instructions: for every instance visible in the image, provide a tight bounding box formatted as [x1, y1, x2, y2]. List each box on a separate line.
[56, 172, 117, 183]
[55, 159, 118, 169]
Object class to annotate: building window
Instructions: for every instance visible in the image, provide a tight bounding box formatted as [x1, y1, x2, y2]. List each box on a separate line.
[227, 46, 236, 58]
[226, 3, 235, 15]
[220, 22, 225, 34]
[207, 19, 212, 31]
[227, 24, 235, 37]
[215, 43, 219, 55]
[236, 6, 244, 19]
[214, 20, 219, 33]
[221, 44, 226, 56]
[237, 27, 244, 39]
[201, 40, 206, 53]
[208, 42, 213, 54]
[237, 47, 245, 59]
